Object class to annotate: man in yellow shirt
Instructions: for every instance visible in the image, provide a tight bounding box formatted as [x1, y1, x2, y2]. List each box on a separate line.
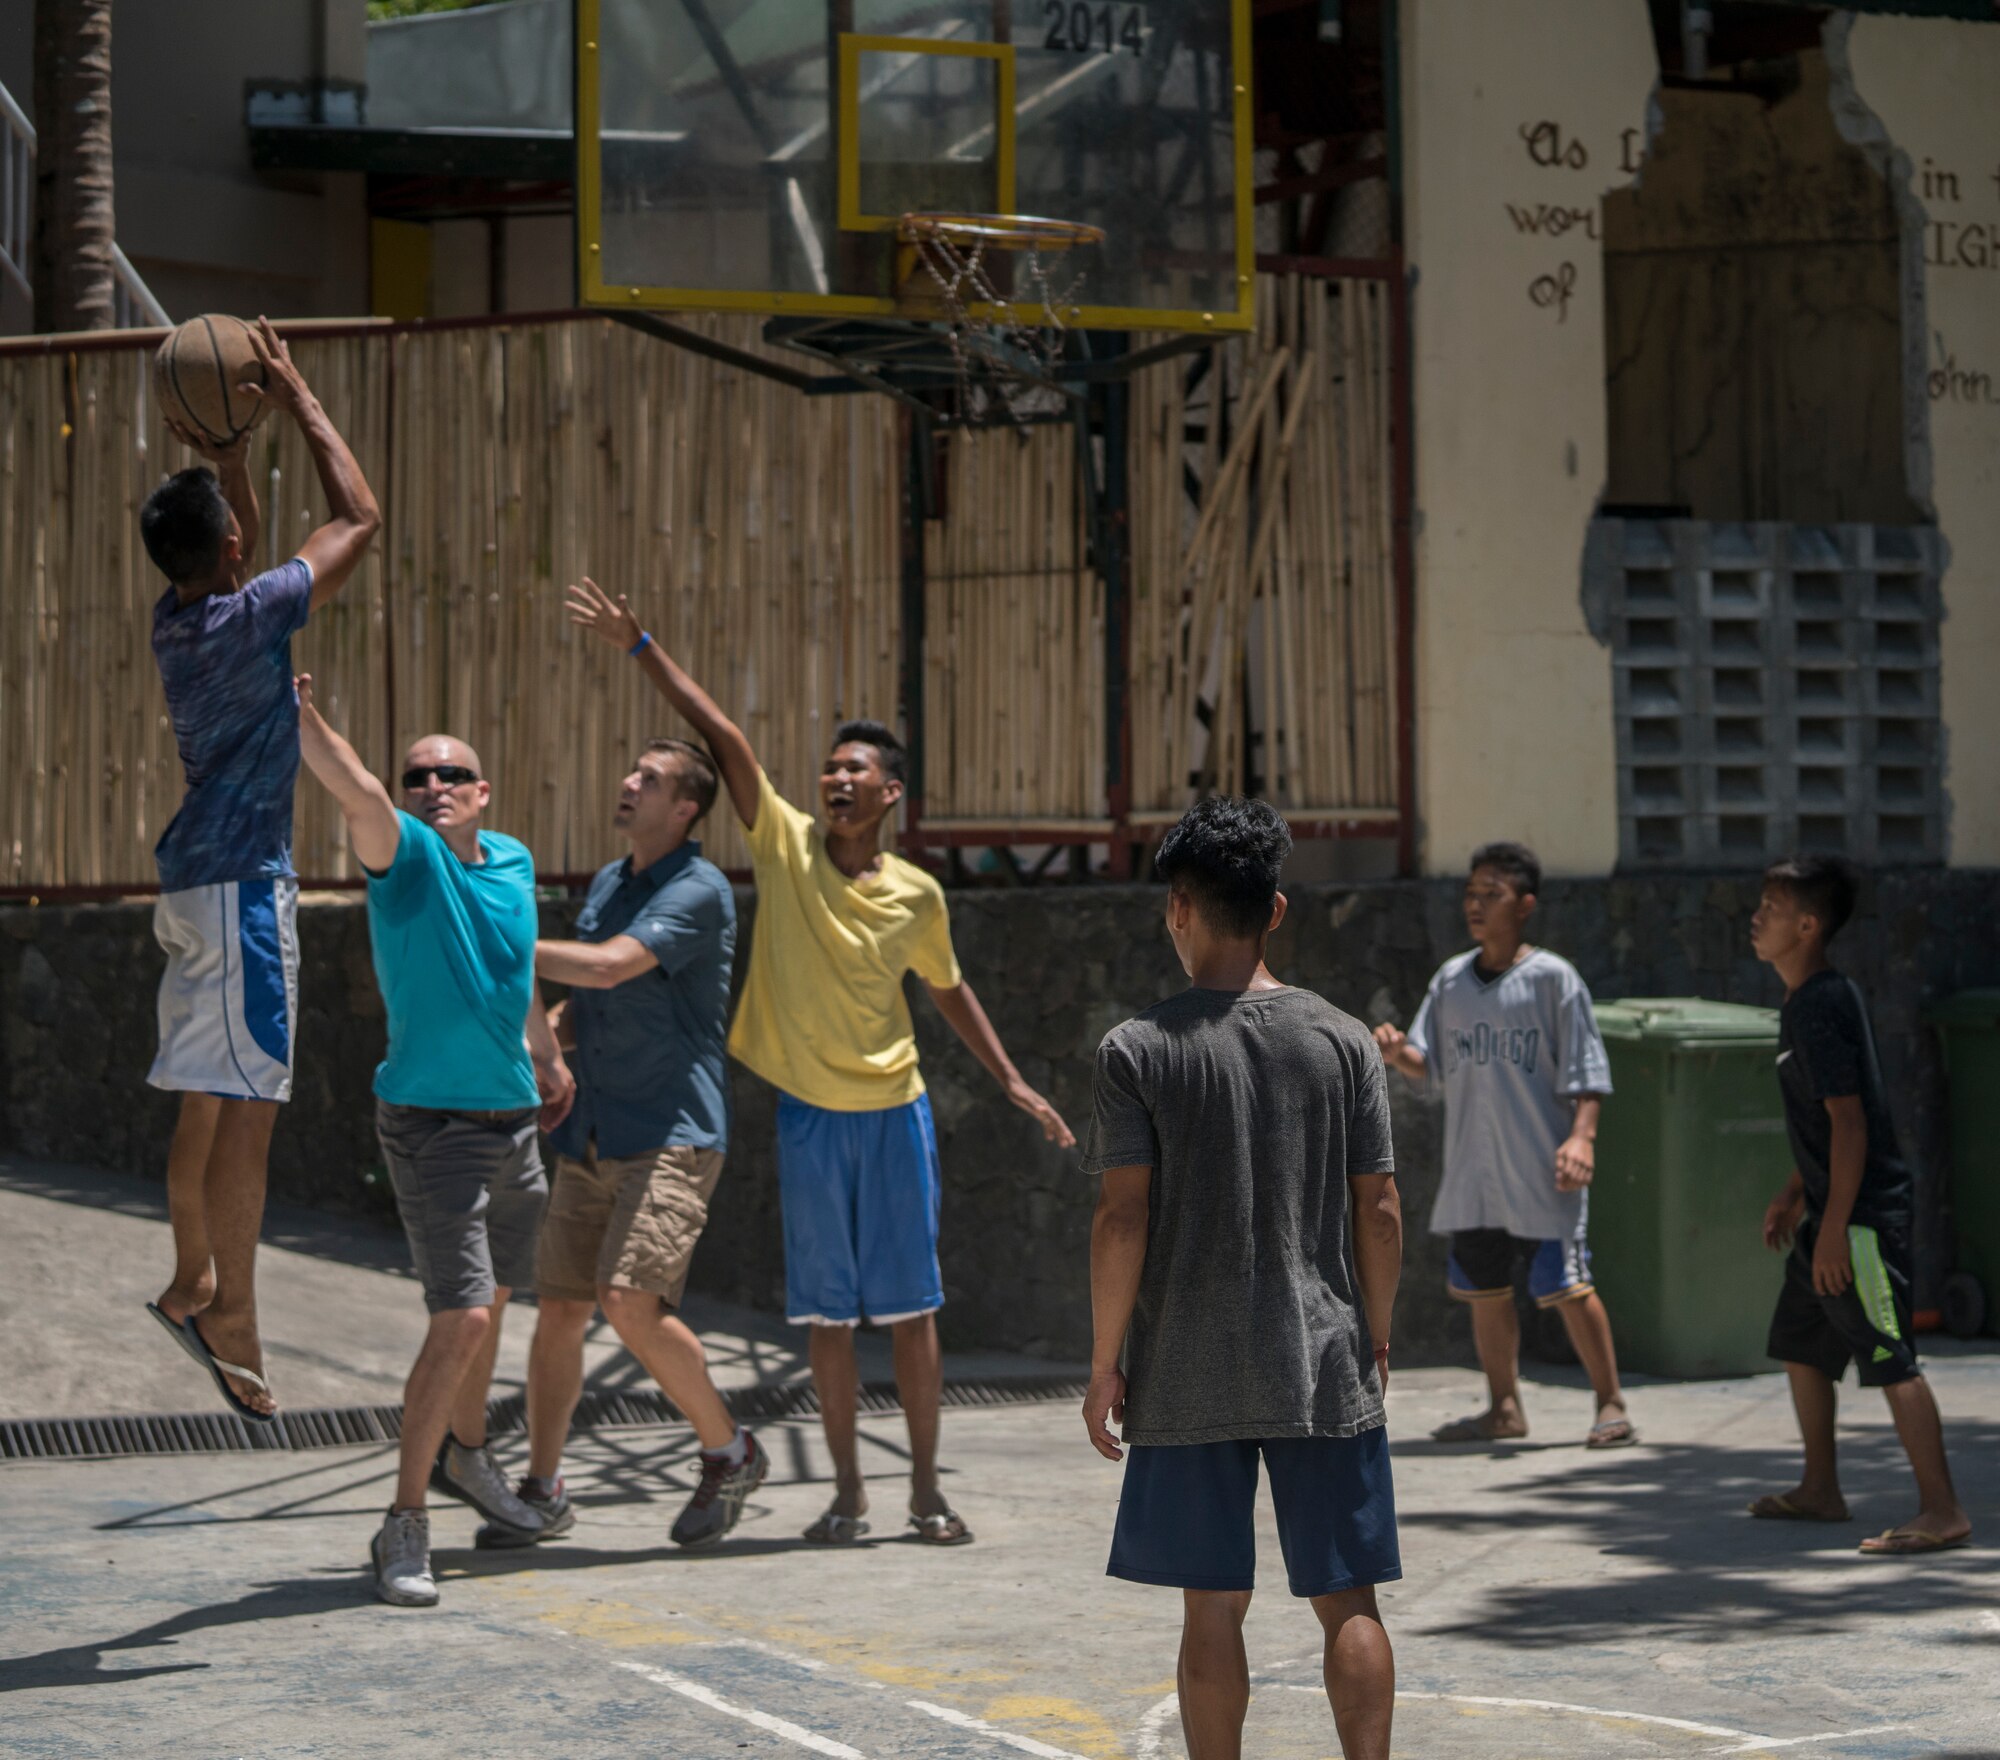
[567, 579, 1074, 1546]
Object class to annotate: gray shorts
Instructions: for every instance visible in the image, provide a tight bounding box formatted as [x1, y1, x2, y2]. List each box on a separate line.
[376, 1100, 548, 1313]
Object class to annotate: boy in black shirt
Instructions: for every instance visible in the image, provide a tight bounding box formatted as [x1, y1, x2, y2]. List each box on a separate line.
[1082, 798, 1404, 1760]
[1750, 855, 1969, 1555]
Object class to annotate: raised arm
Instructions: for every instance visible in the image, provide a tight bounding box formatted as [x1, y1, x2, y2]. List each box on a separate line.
[1348, 1173, 1403, 1394]
[565, 579, 762, 829]
[924, 976, 1075, 1146]
[295, 674, 400, 872]
[242, 319, 381, 610]
[1084, 1164, 1151, 1461]
[164, 421, 261, 586]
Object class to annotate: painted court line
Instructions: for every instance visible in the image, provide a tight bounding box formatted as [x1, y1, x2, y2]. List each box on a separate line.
[906, 1699, 1094, 1760]
[611, 1660, 868, 1759]
[1707, 1729, 1902, 1755]
[616, 1643, 1094, 1760]
[1144, 1683, 1901, 1757]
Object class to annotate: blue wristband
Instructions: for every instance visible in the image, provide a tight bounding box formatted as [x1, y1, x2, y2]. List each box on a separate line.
[628, 631, 653, 658]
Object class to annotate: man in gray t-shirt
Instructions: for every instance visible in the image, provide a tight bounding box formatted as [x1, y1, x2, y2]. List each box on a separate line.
[1377, 840, 1634, 1452]
[1083, 798, 1404, 1760]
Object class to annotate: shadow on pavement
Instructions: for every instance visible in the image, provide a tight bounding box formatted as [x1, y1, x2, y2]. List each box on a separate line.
[1408, 1417, 2000, 1643]
[0, 1577, 363, 1693]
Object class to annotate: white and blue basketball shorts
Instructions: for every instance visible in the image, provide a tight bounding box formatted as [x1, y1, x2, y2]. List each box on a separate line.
[146, 878, 300, 1103]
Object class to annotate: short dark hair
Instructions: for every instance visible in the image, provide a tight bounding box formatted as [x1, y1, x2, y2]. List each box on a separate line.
[1764, 853, 1858, 943]
[140, 467, 232, 585]
[831, 718, 907, 786]
[645, 737, 719, 823]
[1154, 795, 1293, 940]
[1470, 840, 1541, 898]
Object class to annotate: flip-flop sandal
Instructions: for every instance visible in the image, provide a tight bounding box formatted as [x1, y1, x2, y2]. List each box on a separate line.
[1586, 1417, 1637, 1449]
[802, 1511, 871, 1545]
[1858, 1528, 1971, 1556]
[908, 1508, 975, 1547]
[181, 1315, 277, 1425]
[146, 1302, 207, 1368]
[1748, 1492, 1849, 1523]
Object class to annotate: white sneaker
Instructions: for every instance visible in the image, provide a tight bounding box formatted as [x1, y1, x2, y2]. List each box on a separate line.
[431, 1437, 546, 1534]
[372, 1507, 438, 1607]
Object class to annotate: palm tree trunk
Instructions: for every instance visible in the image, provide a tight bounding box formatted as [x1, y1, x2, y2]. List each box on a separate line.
[32, 0, 116, 333]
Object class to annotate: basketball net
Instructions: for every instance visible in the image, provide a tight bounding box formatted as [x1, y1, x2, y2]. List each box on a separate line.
[896, 213, 1104, 427]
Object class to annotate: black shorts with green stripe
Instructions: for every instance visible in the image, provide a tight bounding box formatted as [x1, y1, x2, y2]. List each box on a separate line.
[1767, 1216, 1920, 1388]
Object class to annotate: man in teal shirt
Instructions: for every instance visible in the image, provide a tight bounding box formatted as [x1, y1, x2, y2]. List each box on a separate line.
[298, 676, 574, 1608]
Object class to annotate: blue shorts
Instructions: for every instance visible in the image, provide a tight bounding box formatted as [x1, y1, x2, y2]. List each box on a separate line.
[146, 878, 299, 1104]
[1448, 1222, 1595, 1309]
[775, 1092, 943, 1327]
[1108, 1429, 1401, 1598]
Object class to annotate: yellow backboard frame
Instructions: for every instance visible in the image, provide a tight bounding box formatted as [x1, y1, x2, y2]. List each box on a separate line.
[836, 36, 1017, 236]
[575, 0, 1254, 334]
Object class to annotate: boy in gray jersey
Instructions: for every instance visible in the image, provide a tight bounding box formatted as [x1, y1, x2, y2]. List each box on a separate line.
[1375, 841, 1634, 1449]
[1084, 797, 1404, 1760]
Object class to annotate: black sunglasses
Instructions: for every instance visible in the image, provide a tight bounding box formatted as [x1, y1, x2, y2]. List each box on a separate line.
[401, 764, 481, 791]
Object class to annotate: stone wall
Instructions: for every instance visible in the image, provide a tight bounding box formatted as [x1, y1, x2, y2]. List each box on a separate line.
[4, 870, 1994, 1364]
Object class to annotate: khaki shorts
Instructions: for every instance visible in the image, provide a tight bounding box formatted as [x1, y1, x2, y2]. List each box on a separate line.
[536, 1143, 725, 1307]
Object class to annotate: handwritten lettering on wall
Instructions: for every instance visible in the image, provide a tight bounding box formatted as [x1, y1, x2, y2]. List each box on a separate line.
[1508, 120, 1618, 321]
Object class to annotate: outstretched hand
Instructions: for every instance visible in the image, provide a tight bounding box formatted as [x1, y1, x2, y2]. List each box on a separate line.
[1007, 1080, 1077, 1148]
[241, 317, 311, 419]
[567, 577, 645, 650]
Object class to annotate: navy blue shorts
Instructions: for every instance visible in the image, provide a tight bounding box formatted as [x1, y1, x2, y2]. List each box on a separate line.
[776, 1092, 943, 1326]
[1108, 1428, 1401, 1598]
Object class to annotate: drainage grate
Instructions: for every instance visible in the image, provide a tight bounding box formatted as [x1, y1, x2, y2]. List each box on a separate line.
[0, 1374, 1087, 1463]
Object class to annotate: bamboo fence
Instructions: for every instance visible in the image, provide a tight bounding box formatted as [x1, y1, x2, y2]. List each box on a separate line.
[0, 315, 901, 888]
[1, 335, 389, 891]
[383, 316, 902, 876]
[1127, 272, 1399, 822]
[1, 284, 1400, 891]
[920, 422, 1108, 831]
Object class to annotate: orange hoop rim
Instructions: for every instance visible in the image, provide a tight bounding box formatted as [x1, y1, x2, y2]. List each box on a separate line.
[897, 211, 1107, 253]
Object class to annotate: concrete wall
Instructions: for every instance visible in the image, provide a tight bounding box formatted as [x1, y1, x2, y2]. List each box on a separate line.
[0, 0, 370, 326]
[5, 875, 1995, 1367]
[1845, 18, 2000, 866]
[1399, 2, 2000, 874]
[1400, 0, 1656, 876]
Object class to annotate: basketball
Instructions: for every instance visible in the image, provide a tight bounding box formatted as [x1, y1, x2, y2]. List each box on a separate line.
[153, 314, 270, 448]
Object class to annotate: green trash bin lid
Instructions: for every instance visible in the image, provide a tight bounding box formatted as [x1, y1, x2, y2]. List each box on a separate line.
[1594, 997, 1780, 1046]
[1923, 989, 2000, 1030]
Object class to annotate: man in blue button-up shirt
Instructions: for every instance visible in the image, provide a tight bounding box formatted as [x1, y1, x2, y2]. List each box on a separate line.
[519, 737, 768, 1549]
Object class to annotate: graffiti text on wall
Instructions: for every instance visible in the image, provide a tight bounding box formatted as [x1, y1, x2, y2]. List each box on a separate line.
[1512, 120, 1598, 321]
[1915, 156, 2000, 272]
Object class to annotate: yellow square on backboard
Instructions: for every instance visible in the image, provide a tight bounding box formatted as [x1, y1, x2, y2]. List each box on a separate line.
[837, 36, 1018, 236]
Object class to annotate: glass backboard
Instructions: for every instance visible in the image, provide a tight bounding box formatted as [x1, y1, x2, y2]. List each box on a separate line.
[576, 0, 1253, 332]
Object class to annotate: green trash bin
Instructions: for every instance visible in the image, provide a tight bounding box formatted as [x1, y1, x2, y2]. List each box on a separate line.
[1922, 990, 2000, 1338]
[1589, 999, 1791, 1378]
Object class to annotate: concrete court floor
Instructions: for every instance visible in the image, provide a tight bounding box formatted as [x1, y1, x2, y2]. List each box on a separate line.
[4, 1161, 1999, 1759]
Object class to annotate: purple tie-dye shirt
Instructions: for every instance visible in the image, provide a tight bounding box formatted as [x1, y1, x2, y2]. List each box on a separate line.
[150, 558, 313, 893]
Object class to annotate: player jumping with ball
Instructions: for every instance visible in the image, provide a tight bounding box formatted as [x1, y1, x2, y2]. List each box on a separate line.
[139, 321, 380, 1422]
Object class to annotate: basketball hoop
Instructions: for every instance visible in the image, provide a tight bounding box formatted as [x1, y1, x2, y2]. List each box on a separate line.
[894, 211, 1105, 425]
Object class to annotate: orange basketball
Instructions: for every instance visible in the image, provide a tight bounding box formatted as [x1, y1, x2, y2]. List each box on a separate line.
[154, 314, 271, 448]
